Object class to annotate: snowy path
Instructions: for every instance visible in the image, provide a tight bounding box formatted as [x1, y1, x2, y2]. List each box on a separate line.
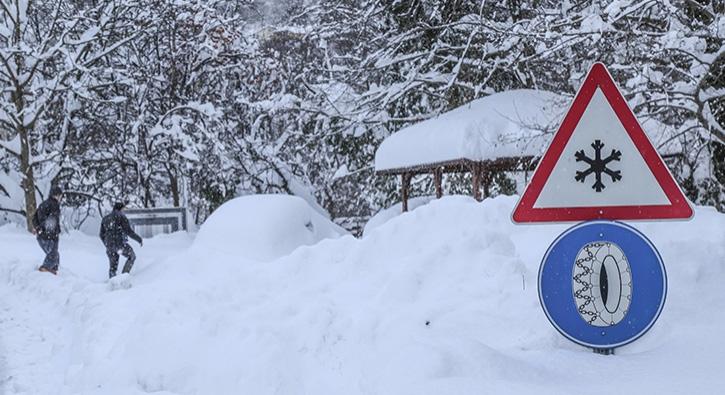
[0, 263, 74, 394]
[0, 228, 191, 395]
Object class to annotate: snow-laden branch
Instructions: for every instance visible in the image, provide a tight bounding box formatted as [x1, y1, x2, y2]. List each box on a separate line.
[0, 134, 19, 157]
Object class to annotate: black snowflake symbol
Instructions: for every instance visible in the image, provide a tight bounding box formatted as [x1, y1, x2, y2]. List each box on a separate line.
[574, 140, 622, 192]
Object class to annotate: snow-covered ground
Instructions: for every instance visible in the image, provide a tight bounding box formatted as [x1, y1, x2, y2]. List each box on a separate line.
[1, 196, 724, 394]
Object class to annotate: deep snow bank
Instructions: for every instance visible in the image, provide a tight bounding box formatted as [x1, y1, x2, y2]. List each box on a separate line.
[363, 196, 434, 235]
[1, 196, 724, 395]
[193, 194, 346, 262]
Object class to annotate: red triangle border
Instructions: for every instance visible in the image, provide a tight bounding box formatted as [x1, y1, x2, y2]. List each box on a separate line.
[512, 63, 693, 223]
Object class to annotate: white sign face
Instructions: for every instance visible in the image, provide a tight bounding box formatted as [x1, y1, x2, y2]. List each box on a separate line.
[533, 88, 670, 208]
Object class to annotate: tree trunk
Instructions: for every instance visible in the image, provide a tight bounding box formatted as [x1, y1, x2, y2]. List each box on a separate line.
[140, 174, 154, 208]
[169, 170, 180, 207]
[144, 181, 154, 208]
[19, 127, 37, 232]
[12, 35, 36, 231]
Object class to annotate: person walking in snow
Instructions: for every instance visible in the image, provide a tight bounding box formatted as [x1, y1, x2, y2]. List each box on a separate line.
[100, 202, 143, 279]
[32, 186, 63, 275]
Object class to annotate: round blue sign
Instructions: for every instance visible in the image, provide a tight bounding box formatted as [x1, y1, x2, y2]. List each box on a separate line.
[538, 220, 666, 349]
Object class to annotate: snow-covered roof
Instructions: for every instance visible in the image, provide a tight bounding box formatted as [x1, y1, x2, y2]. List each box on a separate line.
[375, 90, 566, 172]
[374, 89, 682, 173]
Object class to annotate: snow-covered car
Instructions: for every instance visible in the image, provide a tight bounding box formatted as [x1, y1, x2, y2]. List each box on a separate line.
[193, 194, 346, 262]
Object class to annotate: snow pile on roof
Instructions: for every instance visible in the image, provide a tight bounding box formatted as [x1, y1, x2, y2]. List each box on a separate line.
[375, 90, 567, 171]
[193, 194, 347, 262]
[375, 89, 682, 172]
[1, 196, 724, 394]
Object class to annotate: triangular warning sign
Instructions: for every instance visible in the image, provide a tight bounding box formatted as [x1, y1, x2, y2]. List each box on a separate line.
[513, 63, 693, 223]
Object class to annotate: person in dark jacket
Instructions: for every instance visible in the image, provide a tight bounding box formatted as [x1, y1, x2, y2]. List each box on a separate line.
[100, 202, 143, 278]
[32, 186, 63, 275]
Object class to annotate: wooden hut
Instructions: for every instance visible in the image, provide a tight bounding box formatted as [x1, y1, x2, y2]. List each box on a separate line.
[374, 89, 682, 212]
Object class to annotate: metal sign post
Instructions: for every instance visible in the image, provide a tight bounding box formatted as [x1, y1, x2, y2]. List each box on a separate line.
[512, 63, 692, 354]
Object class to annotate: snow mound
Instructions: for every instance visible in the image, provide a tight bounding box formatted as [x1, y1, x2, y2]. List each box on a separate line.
[193, 194, 346, 262]
[1, 196, 724, 394]
[363, 196, 434, 235]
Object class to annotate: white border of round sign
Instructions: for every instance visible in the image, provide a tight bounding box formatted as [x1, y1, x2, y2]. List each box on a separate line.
[538, 220, 667, 349]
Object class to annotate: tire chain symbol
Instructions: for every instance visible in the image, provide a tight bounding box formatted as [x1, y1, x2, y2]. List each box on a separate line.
[573, 242, 606, 324]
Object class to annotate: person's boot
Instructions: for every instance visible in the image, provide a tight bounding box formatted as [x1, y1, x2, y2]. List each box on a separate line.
[122, 259, 134, 274]
[39, 267, 57, 275]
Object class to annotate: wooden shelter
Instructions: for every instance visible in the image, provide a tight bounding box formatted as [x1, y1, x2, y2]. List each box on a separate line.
[374, 89, 683, 212]
[377, 157, 537, 211]
[374, 90, 564, 212]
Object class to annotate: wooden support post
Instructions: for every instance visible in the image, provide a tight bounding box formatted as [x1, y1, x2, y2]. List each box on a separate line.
[433, 168, 443, 199]
[401, 172, 411, 212]
[482, 168, 493, 199]
[471, 163, 482, 202]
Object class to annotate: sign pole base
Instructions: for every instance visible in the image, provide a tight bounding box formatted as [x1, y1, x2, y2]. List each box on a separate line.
[593, 347, 615, 355]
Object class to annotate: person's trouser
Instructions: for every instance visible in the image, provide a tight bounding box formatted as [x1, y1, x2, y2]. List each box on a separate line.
[37, 238, 60, 272]
[107, 243, 135, 278]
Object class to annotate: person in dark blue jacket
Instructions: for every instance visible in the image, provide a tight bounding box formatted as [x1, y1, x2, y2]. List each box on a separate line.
[32, 186, 63, 275]
[100, 202, 143, 278]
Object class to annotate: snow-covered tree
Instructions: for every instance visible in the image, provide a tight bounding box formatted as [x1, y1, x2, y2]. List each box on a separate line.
[0, 0, 140, 230]
[1, 0, 721, 233]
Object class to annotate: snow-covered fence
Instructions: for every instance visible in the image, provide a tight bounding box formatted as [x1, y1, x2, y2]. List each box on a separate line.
[125, 208, 188, 238]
